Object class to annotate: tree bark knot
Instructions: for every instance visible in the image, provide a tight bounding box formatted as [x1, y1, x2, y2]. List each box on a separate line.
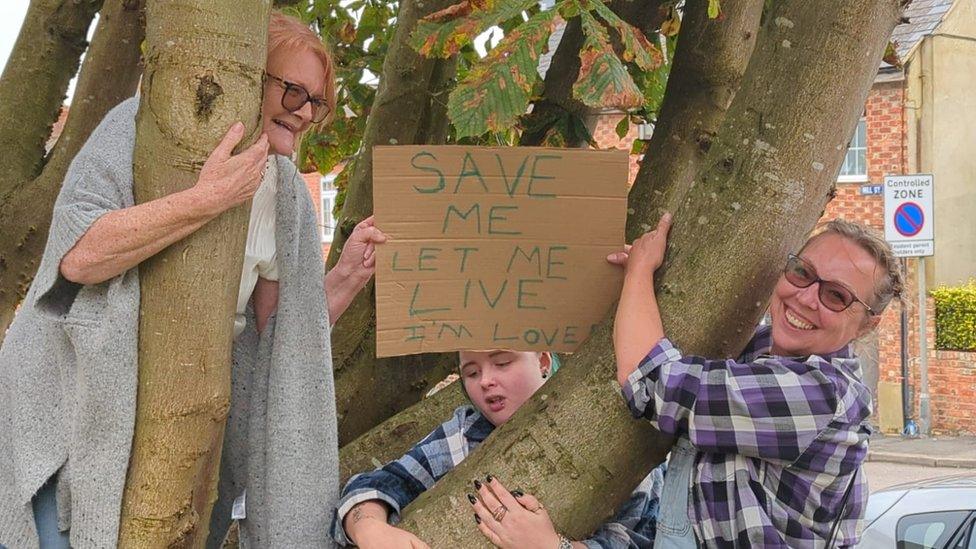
[195, 72, 223, 120]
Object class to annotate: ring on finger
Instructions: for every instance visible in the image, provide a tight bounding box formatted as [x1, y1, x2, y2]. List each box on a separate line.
[491, 506, 507, 522]
[529, 503, 545, 514]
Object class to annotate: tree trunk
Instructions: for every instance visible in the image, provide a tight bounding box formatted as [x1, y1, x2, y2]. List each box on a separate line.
[117, 2, 269, 546]
[0, 0, 145, 344]
[325, 0, 460, 446]
[395, 1, 902, 545]
[0, 0, 103, 201]
[626, 0, 763, 241]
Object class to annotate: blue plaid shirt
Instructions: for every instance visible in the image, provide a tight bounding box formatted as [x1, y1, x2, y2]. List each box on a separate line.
[333, 405, 663, 548]
[621, 325, 872, 548]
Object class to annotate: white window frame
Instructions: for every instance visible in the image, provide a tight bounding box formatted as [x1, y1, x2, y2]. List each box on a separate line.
[321, 175, 338, 243]
[838, 117, 868, 183]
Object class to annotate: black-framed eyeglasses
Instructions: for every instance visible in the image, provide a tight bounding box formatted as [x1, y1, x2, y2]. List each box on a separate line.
[784, 254, 877, 315]
[265, 73, 331, 123]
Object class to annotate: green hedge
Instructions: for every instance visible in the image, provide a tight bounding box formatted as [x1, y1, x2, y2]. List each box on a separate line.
[932, 279, 976, 352]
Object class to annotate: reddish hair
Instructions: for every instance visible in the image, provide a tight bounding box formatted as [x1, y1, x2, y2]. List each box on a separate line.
[267, 11, 337, 126]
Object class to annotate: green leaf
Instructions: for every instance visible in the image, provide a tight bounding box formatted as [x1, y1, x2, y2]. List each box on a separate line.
[615, 116, 630, 139]
[637, 33, 676, 119]
[446, 9, 558, 137]
[573, 9, 643, 109]
[410, 0, 540, 58]
[586, 0, 663, 71]
[708, 0, 721, 18]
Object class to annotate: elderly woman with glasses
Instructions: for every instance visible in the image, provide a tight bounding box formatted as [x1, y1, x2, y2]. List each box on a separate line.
[607, 216, 904, 548]
[0, 11, 380, 549]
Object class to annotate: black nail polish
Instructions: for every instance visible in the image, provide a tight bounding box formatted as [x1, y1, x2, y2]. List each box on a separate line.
[485, 473, 494, 483]
[474, 514, 481, 524]
[467, 493, 477, 504]
[512, 489, 524, 498]
[473, 479, 482, 489]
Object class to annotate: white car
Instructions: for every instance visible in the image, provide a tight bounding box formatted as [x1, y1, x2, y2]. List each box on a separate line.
[859, 473, 976, 548]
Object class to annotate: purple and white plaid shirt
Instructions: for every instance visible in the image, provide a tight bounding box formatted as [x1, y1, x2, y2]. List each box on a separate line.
[621, 325, 872, 548]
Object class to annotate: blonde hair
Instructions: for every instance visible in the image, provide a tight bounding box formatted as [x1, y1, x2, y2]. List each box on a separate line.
[802, 219, 905, 313]
[267, 11, 337, 127]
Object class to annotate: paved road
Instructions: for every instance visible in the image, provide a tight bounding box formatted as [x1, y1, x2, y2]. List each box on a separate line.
[863, 460, 976, 492]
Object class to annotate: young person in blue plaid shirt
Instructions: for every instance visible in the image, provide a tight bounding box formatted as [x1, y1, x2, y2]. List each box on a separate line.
[333, 351, 665, 548]
[608, 216, 904, 548]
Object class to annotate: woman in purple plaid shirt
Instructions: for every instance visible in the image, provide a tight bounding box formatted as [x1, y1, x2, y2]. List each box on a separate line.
[608, 216, 904, 548]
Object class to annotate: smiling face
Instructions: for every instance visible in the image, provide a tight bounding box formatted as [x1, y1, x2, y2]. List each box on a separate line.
[769, 233, 882, 357]
[261, 46, 327, 155]
[459, 350, 552, 426]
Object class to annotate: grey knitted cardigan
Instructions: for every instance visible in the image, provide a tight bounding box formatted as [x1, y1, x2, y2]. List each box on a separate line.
[0, 98, 340, 548]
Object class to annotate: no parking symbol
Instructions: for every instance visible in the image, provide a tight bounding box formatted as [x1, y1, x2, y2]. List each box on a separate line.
[884, 175, 934, 257]
[893, 202, 924, 237]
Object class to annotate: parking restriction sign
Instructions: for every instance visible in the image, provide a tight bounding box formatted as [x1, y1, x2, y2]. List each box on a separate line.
[883, 174, 934, 257]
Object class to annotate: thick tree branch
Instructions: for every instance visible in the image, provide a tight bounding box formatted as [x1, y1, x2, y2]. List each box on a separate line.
[626, 0, 764, 242]
[0, 0, 145, 343]
[0, 0, 104, 201]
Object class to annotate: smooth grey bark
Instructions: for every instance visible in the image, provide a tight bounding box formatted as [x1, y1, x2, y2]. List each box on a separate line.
[395, 1, 903, 545]
[626, 0, 764, 241]
[117, 2, 269, 546]
[0, 0, 145, 344]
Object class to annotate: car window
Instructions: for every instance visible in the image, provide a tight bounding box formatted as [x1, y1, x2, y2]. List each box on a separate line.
[963, 515, 976, 549]
[897, 511, 970, 549]
[948, 514, 976, 549]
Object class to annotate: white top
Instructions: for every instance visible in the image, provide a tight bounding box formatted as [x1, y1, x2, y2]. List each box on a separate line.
[235, 157, 279, 336]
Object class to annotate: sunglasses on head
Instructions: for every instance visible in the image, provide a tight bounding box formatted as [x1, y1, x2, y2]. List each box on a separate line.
[784, 254, 876, 315]
[266, 73, 331, 123]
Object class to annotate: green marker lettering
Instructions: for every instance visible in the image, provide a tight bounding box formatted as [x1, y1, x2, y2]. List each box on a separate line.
[516, 278, 546, 310]
[438, 323, 473, 340]
[391, 251, 412, 271]
[410, 151, 445, 193]
[495, 153, 530, 197]
[506, 245, 542, 275]
[442, 203, 481, 234]
[527, 154, 560, 198]
[408, 282, 451, 316]
[492, 323, 518, 343]
[488, 205, 521, 235]
[454, 247, 478, 273]
[546, 245, 568, 280]
[418, 247, 441, 271]
[454, 152, 489, 193]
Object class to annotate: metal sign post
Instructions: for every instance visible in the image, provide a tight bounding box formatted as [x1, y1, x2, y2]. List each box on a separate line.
[883, 174, 935, 436]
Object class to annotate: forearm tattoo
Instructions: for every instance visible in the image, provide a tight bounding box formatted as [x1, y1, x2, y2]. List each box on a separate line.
[351, 506, 368, 525]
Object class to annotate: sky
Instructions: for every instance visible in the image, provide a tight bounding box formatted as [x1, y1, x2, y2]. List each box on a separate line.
[0, 2, 29, 73]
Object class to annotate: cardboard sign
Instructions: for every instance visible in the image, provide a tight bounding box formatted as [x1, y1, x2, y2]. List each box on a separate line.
[373, 145, 628, 357]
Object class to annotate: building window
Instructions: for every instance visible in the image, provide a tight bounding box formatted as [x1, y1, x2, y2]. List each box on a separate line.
[838, 118, 867, 182]
[321, 175, 338, 242]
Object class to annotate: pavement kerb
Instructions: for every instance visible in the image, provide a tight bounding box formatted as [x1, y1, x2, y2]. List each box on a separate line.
[866, 451, 976, 469]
